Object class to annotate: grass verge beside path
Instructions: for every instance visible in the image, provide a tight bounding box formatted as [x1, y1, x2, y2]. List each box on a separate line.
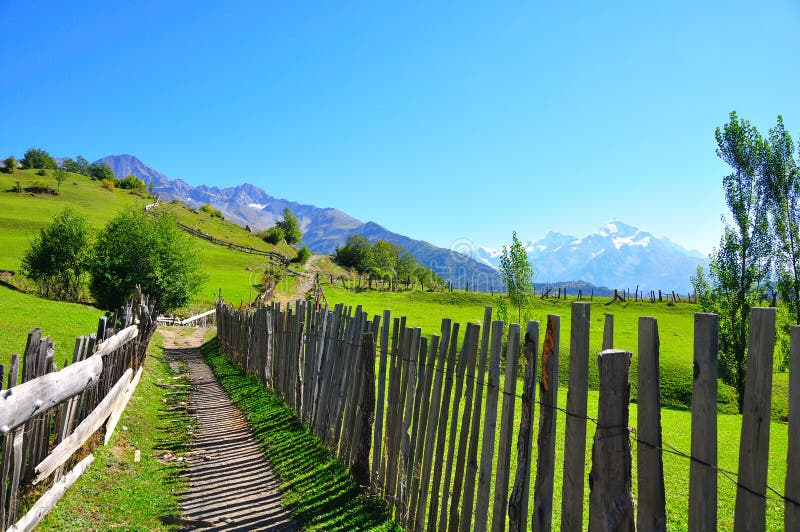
[201, 337, 398, 531]
[41, 331, 192, 530]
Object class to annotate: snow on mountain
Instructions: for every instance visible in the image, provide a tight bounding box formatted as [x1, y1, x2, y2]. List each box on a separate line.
[480, 220, 707, 291]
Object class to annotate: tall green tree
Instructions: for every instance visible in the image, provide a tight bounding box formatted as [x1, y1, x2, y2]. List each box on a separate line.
[275, 207, 302, 245]
[89, 210, 205, 312]
[21, 147, 55, 170]
[3, 155, 16, 174]
[761, 116, 800, 326]
[706, 111, 772, 410]
[53, 166, 68, 192]
[334, 234, 373, 271]
[21, 207, 90, 301]
[499, 231, 534, 323]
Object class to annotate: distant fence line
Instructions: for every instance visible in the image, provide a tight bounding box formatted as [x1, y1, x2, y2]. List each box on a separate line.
[216, 299, 798, 530]
[0, 289, 156, 531]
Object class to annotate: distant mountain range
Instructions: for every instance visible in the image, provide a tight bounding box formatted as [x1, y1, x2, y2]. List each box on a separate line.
[97, 154, 705, 292]
[477, 221, 708, 291]
[97, 155, 502, 291]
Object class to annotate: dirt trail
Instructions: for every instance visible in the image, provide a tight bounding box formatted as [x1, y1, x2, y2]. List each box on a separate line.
[160, 328, 296, 531]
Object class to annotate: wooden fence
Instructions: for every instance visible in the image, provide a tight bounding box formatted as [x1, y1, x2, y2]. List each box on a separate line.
[0, 289, 156, 531]
[215, 299, 798, 531]
[174, 221, 290, 266]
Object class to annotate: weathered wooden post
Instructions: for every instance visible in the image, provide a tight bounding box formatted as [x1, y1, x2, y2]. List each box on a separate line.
[637, 317, 666, 530]
[588, 349, 634, 532]
[787, 326, 800, 530]
[734, 307, 775, 531]
[689, 313, 718, 530]
[533, 314, 559, 531]
[508, 321, 539, 532]
[561, 303, 590, 531]
[351, 332, 375, 487]
[602, 313, 613, 351]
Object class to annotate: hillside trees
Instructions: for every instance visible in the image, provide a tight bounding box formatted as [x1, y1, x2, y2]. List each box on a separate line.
[21, 147, 55, 171]
[88, 161, 116, 182]
[89, 210, 205, 312]
[53, 167, 68, 192]
[275, 207, 302, 245]
[4, 155, 16, 174]
[21, 207, 90, 301]
[498, 231, 535, 323]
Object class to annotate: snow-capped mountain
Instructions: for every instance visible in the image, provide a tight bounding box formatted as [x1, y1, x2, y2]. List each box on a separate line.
[477, 221, 707, 292]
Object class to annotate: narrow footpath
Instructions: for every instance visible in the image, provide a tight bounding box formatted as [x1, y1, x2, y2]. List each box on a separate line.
[161, 328, 296, 531]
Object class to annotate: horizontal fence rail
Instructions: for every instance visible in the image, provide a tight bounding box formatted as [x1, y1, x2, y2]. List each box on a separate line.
[0, 289, 156, 531]
[215, 299, 797, 530]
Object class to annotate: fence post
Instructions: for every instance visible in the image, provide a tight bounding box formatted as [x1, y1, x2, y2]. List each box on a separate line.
[532, 314, 560, 531]
[474, 320, 505, 531]
[787, 326, 800, 530]
[351, 332, 375, 487]
[372, 310, 391, 491]
[734, 307, 775, 531]
[561, 302, 590, 531]
[492, 323, 521, 531]
[508, 321, 539, 532]
[588, 349, 634, 532]
[603, 313, 613, 350]
[689, 313, 718, 530]
[637, 317, 666, 530]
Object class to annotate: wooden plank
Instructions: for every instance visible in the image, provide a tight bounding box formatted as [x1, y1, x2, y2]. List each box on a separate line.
[787, 325, 800, 530]
[533, 314, 560, 532]
[475, 322, 505, 532]
[428, 322, 459, 530]
[351, 333, 375, 487]
[384, 317, 402, 505]
[409, 332, 440, 530]
[603, 313, 613, 350]
[637, 317, 666, 530]
[8, 454, 95, 532]
[734, 307, 776, 531]
[0, 354, 103, 433]
[399, 328, 421, 521]
[458, 306, 493, 532]
[372, 309, 391, 491]
[689, 313, 718, 531]
[7, 429, 24, 524]
[561, 302, 590, 531]
[105, 365, 144, 444]
[94, 325, 139, 358]
[588, 349, 634, 532]
[33, 368, 132, 484]
[415, 320, 451, 530]
[445, 322, 480, 532]
[492, 322, 521, 532]
[508, 321, 539, 532]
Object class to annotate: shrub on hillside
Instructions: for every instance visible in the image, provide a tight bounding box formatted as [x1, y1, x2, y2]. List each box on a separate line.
[199, 203, 224, 219]
[89, 210, 206, 312]
[119, 174, 147, 192]
[21, 207, 90, 301]
[101, 178, 116, 191]
[293, 245, 311, 265]
[4, 156, 17, 174]
[260, 226, 285, 245]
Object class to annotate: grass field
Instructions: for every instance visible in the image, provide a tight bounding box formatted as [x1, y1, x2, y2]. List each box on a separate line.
[0, 285, 102, 368]
[41, 331, 191, 530]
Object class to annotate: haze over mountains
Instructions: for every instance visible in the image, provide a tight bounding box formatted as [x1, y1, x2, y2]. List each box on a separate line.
[98, 154, 706, 292]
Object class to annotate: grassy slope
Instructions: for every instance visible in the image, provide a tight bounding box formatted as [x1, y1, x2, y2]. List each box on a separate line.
[0, 169, 296, 311]
[0, 285, 101, 368]
[42, 331, 190, 530]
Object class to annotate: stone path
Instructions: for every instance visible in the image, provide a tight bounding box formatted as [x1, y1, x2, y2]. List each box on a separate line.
[161, 329, 296, 531]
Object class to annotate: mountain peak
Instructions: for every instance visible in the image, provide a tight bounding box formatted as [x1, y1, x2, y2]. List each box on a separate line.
[596, 219, 640, 238]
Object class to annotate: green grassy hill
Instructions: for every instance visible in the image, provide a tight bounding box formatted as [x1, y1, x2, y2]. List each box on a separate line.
[0, 168, 300, 310]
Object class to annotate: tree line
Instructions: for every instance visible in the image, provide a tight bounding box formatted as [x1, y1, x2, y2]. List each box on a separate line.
[693, 111, 800, 411]
[334, 234, 446, 291]
[21, 207, 204, 313]
[4, 147, 153, 194]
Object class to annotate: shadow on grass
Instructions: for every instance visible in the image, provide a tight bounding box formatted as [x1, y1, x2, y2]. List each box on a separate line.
[200, 337, 399, 531]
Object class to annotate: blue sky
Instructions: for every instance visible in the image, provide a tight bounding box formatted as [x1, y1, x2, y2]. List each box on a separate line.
[1, 1, 798, 254]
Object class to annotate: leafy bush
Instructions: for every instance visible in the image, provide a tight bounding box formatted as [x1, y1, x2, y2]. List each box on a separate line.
[275, 207, 302, 244]
[21, 147, 55, 171]
[199, 203, 224, 219]
[89, 210, 206, 312]
[4, 155, 17, 174]
[21, 207, 90, 301]
[260, 226, 285, 245]
[293, 245, 311, 265]
[119, 174, 147, 192]
[101, 178, 116, 191]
